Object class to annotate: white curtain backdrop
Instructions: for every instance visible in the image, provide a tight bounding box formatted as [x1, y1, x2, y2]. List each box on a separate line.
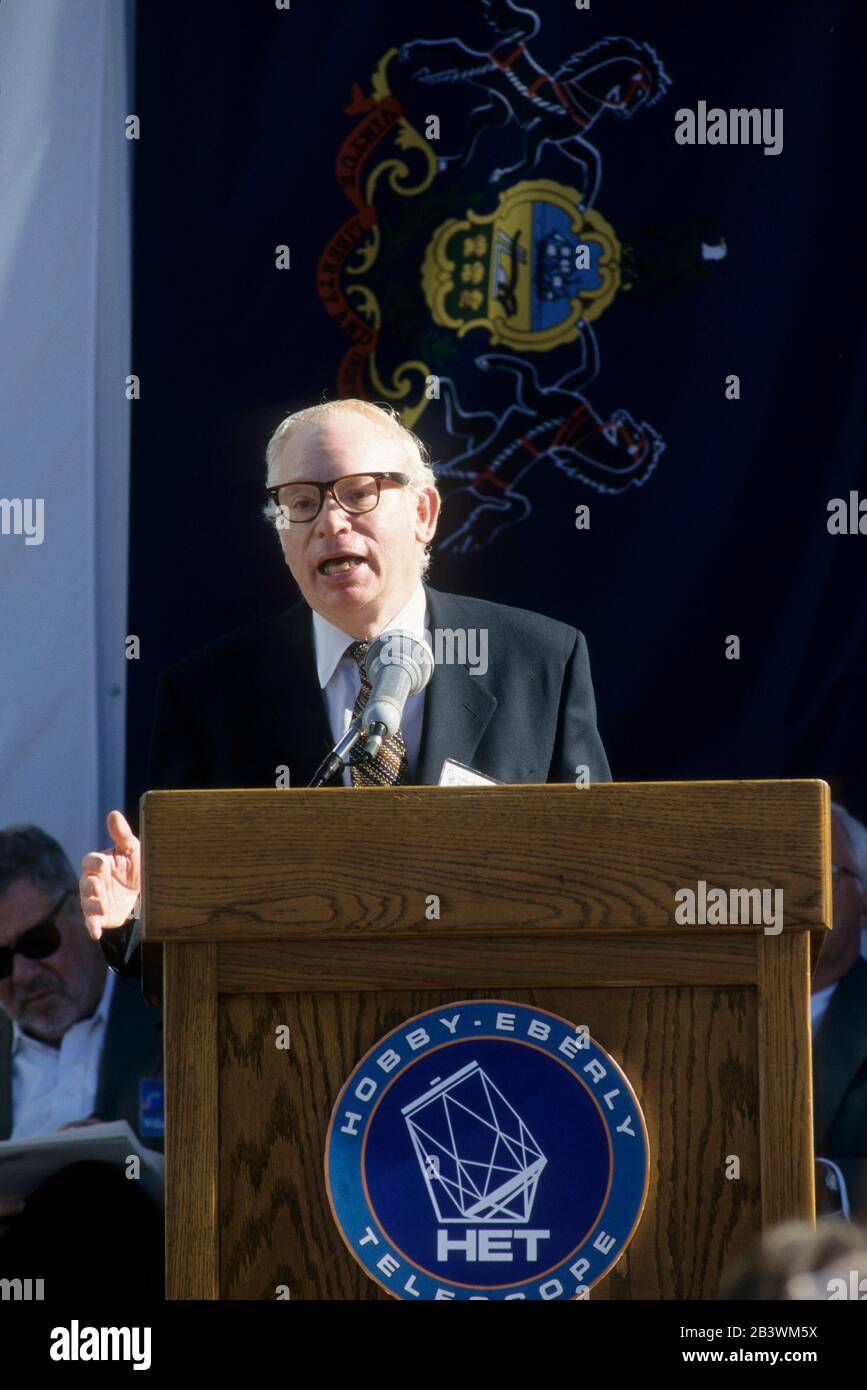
[0, 0, 134, 873]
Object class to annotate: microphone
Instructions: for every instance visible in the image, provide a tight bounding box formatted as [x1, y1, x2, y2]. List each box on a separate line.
[361, 629, 434, 756]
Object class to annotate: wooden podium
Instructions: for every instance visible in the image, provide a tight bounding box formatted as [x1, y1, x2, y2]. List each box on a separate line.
[140, 779, 830, 1300]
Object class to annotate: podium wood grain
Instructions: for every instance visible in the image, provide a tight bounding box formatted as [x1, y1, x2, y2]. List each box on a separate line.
[143, 780, 829, 941]
[217, 985, 759, 1300]
[145, 780, 829, 1300]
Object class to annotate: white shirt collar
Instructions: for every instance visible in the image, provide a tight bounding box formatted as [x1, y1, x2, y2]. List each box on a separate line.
[311, 582, 428, 689]
[11, 965, 115, 1055]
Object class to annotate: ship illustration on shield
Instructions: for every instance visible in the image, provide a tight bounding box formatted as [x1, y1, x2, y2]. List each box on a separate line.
[402, 1061, 547, 1223]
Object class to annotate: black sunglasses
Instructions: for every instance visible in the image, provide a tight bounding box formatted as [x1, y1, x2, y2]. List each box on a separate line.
[0, 889, 72, 980]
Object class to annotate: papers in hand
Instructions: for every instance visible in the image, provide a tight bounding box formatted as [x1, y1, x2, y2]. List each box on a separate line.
[0, 1120, 164, 1207]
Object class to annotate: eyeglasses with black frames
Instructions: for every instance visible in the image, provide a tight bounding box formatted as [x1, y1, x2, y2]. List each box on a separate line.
[265, 472, 411, 525]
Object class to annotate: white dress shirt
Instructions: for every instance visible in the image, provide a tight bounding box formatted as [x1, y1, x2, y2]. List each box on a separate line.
[311, 583, 428, 786]
[10, 968, 115, 1140]
[812, 932, 867, 1036]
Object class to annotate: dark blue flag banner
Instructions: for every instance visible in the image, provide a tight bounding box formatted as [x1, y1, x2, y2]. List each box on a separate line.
[127, 0, 867, 814]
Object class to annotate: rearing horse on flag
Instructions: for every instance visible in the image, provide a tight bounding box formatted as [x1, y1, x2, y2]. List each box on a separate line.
[399, 3, 670, 207]
[433, 325, 665, 554]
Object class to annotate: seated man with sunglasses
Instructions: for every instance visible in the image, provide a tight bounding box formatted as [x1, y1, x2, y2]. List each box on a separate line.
[0, 825, 163, 1295]
[80, 398, 610, 954]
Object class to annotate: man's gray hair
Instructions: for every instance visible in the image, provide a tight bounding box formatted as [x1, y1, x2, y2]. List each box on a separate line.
[831, 803, 867, 883]
[262, 399, 439, 578]
[0, 825, 76, 900]
[831, 802, 867, 961]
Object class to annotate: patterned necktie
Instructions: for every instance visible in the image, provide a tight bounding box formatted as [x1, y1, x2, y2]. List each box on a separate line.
[346, 640, 412, 787]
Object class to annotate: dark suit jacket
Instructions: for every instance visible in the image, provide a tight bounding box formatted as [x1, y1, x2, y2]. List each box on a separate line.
[0, 976, 163, 1153]
[146, 585, 611, 790]
[103, 586, 610, 977]
[814, 955, 867, 1217]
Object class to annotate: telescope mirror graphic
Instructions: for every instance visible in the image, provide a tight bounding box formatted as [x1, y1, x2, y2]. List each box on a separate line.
[402, 1061, 547, 1224]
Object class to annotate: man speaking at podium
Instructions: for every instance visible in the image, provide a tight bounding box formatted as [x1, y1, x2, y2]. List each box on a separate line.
[79, 400, 610, 948]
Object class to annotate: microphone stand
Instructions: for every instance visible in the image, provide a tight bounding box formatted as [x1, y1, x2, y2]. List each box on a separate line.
[307, 717, 391, 787]
[307, 719, 365, 788]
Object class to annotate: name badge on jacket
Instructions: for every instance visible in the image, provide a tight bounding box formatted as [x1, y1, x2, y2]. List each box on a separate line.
[438, 758, 501, 786]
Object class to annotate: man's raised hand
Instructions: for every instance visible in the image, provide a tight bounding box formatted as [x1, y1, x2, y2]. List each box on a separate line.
[79, 810, 141, 940]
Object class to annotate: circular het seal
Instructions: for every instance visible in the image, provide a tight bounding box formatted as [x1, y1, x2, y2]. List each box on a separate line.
[325, 1000, 649, 1300]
